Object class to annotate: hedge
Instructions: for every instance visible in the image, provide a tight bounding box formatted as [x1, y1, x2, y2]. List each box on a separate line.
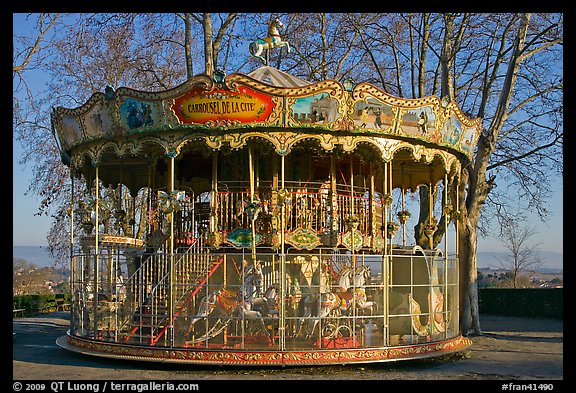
[13, 293, 71, 317]
[478, 288, 563, 319]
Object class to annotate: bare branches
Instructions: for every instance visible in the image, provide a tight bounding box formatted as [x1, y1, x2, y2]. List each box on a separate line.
[13, 13, 60, 74]
[494, 218, 544, 288]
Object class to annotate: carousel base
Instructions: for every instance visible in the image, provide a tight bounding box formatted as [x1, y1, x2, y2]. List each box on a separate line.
[56, 332, 473, 366]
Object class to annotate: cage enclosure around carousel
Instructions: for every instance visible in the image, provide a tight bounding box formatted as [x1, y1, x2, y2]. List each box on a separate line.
[52, 66, 478, 366]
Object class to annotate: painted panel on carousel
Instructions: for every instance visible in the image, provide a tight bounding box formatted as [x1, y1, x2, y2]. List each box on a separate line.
[398, 106, 439, 142]
[82, 102, 115, 140]
[439, 115, 462, 146]
[58, 114, 83, 151]
[225, 227, 263, 248]
[289, 93, 339, 126]
[350, 98, 395, 133]
[171, 86, 275, 126]
[460, 125, 477, 154]
[119, 98, 160, 131]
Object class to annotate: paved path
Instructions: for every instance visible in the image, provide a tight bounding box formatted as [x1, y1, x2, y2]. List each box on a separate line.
[12, 312, 563, 385]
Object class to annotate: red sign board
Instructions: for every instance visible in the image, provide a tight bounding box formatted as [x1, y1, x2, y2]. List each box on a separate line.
[172, 86, 275, 124]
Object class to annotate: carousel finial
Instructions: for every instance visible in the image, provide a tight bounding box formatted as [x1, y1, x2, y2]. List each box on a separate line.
[105, 85, 115, 100]
[213, 69, 226, 83]
[342, 77, 356, 93]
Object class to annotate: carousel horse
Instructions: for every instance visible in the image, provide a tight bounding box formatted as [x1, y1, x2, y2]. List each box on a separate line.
[297, 265, 376, 339]
[249, 17, 291, 64]
[252, 282, 281, 317]
[185, 264, 278, 343]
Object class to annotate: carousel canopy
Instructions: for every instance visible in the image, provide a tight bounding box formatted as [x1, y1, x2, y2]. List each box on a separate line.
[51, 67, 481, 193]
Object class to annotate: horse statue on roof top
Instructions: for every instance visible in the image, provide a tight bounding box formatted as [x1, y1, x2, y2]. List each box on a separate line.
[249, 17, 291, 65]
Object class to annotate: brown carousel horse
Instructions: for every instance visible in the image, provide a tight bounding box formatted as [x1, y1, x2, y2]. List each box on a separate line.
[185, 264, 280, 344]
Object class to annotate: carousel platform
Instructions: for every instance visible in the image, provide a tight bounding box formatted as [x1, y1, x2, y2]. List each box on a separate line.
[56, 332, 471, 366]
[13, 312, 563, 379]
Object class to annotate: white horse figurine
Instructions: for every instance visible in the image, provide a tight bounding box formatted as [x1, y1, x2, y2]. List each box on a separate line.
[249, 17, 291, 64]
[297, 265, 377, 339]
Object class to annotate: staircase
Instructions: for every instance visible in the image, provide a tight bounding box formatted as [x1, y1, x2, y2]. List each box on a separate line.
[115, 235, 223, 345]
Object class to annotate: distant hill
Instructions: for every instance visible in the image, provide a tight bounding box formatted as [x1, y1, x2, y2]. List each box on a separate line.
[477, 250, 563, 272]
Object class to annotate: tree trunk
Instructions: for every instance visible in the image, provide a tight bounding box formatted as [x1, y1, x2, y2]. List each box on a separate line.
[459, 209, 482, 336]
[203, 13, 214, 76]
[184, 13, 194, 80]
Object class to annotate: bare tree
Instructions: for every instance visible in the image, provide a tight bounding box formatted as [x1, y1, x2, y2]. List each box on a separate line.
[494, 219, 543, 288]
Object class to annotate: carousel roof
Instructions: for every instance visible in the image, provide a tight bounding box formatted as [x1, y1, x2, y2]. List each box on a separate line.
[247, 66, 310, 87]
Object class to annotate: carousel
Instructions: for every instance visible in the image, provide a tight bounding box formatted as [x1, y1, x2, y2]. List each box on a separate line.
[52, 23, 479, 366]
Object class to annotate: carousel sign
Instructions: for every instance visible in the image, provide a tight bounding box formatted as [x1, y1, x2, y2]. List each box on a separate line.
[172, 86, 275, 125]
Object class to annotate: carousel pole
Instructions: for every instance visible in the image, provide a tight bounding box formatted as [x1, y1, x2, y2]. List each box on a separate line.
[428, 173, 434, 250]
[93, 165, 100, 337]
[330, 154, 338, 247]
[168, 155, 175, 346]
[383, 163, 388, 259]
[279, 153, 286, 350]
[401, 189, 406, 246]
[349, 154, 354, 217]
[382, 161, 389, 346]
[248, 144, 256, 266]
[400, 164, 406, 246]
[388, 160, 393, 247]
[444, 174, 449, 258]
[369, 163, 375, 249]
[70, 169, 75, 332]
[444, 173, 449, 339]
[455, 174, 460, 333]
[211, 152, 218, 234]
[349, 154, 357, 264]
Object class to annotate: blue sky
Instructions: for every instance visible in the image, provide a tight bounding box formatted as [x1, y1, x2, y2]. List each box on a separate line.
[12, 13, 563, 256]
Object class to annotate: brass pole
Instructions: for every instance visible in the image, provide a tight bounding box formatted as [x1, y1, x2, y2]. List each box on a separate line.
[70, 170, 75, 332]
[210, 152, 218, 233]
[330, 154, 338, 246]
[444, 173, 449, 339]
[249, 145, 256, 265]
[383, 162, 388, 256]
[444, 174, 449, 261]
[382, 161, 389, 346]
[280, 154, 286, 350]
[401, 188, 406, 246]
[93, 166, 99, 337]
[429, 180, 434, 250]
[369, 163, 375, 247]
[169, 156, 175, 346]
[388, 161, 393, 222]
[349, 154, 354, 217]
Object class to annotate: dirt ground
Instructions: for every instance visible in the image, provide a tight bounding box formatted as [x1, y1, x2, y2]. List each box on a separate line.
[12, 312, 563, 386]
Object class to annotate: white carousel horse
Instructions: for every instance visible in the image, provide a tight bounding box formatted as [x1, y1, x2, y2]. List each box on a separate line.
[297, 265, 377, 339]
[185, 264, 277, 343]
[295, 265, 354, 329]
[249, 17, 291, 64]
